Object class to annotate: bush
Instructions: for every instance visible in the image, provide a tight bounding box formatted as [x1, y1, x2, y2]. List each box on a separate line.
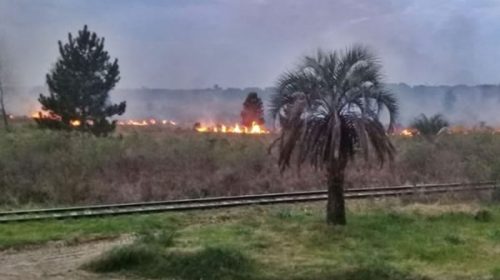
[85, 227, 255, 279]
[444, 234, 465, 245]
[86, 238, 254, 280]
[326, 263, 429, 280]
[157, 247, 254, 280]
[85, 244, 161, 272]
[475, 210, 493, 222]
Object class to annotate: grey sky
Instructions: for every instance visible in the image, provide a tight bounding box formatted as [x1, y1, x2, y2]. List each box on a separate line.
[1, 0, 499, 88]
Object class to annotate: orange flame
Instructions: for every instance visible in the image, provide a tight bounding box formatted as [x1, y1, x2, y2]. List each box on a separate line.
[195, 121, 269, 134]
[117, 119, 178, 127]
[70, 119, 81, 127]
[400, 129, 415, 137]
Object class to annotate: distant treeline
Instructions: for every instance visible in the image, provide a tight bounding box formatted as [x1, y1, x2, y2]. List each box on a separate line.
[386, 83, 500, 125]
[8, 83, 500, 125]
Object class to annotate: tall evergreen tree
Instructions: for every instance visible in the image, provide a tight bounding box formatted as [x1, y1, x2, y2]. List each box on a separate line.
[0, 54, 10, 132]
[0, 71, 8, 132]
[37, 25, 125, 136]
[240, 92, 265, 127]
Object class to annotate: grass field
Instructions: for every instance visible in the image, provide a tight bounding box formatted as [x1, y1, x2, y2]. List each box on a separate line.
[2, 122, 500, 208]
[2, 199, 500, 279]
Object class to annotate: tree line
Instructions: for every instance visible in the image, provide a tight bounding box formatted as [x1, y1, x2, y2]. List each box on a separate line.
[1, 25, 404, 226]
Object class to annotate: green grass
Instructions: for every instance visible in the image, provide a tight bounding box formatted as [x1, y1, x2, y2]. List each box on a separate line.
[2, 200, 500, 279]
[0, 214, 181, 248]
[85, 239, 255, 280]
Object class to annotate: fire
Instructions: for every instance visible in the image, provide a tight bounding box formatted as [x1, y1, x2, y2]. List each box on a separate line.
[70, 119, 81, 127]
[30, 111, 81, 127]
[250, 122, 265, 134]
[194, 121, 269, 134]
[117, 119, 177, 126]
[160, 120, 176, 125]
[31, 111, 61, 121]
[400, 128, 415, 137]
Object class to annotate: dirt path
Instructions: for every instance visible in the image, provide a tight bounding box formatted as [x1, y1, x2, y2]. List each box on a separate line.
[0, 237, 132, 280]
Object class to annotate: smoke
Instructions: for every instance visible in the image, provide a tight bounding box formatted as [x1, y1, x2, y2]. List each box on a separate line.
[114, 85, 500, 127]
[1, 0, 500, 89]
[1, 1, 500, 125]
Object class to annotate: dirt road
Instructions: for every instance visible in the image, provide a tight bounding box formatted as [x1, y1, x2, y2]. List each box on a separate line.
[0, 237, 131, 280]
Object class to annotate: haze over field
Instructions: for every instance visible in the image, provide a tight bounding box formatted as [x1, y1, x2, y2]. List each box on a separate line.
[1, 0, 500, 125]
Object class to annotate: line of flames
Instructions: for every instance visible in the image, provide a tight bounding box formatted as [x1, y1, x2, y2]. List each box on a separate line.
[30, 112, 177, 128]
[194, 121, 270, 134]
[24, 112, 500, 136]
[397, 126, 500, 137]
[117, 119, 177, 126]
[31, 111, 82, 127]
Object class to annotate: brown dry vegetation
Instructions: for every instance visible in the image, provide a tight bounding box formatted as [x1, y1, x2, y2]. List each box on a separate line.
[1, 122, 500, 207]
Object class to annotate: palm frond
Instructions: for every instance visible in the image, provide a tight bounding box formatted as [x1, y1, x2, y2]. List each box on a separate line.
[270, 45, 397, 172]
[410, 114, 449, 137]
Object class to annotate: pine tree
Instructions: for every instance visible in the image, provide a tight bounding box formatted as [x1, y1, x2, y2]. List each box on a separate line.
[240, 92, 265, 127]
[37, 25, 125, 136]
[0, 72, 8, 132]
[0, 55, 10, 132]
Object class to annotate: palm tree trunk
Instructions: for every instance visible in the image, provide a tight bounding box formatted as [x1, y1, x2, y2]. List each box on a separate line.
[326, 166, 346, 225]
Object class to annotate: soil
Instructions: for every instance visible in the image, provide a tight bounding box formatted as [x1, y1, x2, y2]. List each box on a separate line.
[0, 237, 132, 280]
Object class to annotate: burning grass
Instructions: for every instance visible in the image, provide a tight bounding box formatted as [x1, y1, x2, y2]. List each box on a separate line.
[194, 121, 270, 134]
[1, 124, 500, 207]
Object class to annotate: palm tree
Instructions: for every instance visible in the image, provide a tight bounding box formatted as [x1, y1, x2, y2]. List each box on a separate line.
[270, 46, 398, 225]
[410, 114, 448, 140]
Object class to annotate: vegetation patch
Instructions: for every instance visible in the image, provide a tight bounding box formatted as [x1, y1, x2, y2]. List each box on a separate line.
[325, 263, 429, 280]
[4, 201, 500, 279]
[474, 209, 493, 222]
[2, 127, 500, 208]
[85, 231, 255, 280]
[85, 243, 161, 273]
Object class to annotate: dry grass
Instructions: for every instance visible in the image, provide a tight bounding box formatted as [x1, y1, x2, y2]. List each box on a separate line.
[1, 123, 500, 207]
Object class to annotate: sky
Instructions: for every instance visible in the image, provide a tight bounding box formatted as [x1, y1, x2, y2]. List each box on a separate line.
[1, 0, 500, 89]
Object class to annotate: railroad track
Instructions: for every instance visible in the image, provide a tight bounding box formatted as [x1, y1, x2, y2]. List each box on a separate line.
[0, 182, 495, 223]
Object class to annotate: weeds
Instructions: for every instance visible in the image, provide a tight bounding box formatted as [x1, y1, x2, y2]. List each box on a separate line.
[135, 230, 175, 247]
[85, 229, 255, 280]
[326, 263, 430, 280]
[443, 234, 465, 245]
[474, 209, 493, 222]
[4, 202, 500, 278]
[2, 128, 500, 207]
[85, 243, 161, 272]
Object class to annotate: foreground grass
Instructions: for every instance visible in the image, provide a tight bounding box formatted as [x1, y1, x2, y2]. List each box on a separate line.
[2, 200, 500, 279]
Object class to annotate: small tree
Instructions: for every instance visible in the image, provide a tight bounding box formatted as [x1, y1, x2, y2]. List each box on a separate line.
[410, 114, 449, 140]
[0, 71, 8, 132]
[240, 92, 265, 127]
[38, 25, 125, 136]
[270, 46, 397, 225]
[0, 53, 9, 131]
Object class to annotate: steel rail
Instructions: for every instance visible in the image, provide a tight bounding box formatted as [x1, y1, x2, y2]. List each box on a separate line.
[0, 181, 493, 218]
[0, 182, 495, 223]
